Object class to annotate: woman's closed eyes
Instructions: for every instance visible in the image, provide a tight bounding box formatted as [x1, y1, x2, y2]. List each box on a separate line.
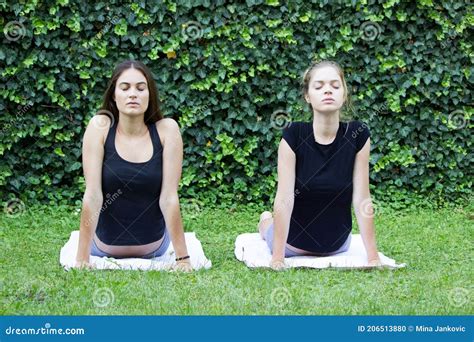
[118, 82, 147, 91]
[314, 80, 340, 89]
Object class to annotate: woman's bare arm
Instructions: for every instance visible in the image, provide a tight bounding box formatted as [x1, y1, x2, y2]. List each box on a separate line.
[352, 137, 381, 266]
[271, 139, 296, 266]
[75, 116, 109, 266]
[157, 118, 191, 271]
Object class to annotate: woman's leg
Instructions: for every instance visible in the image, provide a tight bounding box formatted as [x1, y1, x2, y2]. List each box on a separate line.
[90, 238, 111, 257]
[258, 211, 273, 239]
[263, 223, 302, 257]
[259, 211, 304, 257]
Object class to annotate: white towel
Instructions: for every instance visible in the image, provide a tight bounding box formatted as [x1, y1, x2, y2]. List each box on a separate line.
[235, 233, 405, 269]
[60, 231, 212, 271]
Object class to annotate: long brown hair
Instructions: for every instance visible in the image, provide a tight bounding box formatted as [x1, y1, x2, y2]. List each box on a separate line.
[100, 60, 162, 124]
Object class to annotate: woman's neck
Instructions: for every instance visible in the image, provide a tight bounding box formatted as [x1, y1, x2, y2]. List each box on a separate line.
[117, 113, 147, 137]
[312, 111, 340, 143]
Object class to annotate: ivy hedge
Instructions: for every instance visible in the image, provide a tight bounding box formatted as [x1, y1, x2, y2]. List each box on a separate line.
[1, 0, 472, 209]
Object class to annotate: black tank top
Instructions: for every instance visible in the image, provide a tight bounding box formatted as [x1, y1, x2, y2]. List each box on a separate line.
[282, 120, 370, 253]
[95, 120, 165, 246]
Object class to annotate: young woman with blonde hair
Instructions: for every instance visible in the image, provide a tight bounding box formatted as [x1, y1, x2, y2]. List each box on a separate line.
[258, 60, 382, 270]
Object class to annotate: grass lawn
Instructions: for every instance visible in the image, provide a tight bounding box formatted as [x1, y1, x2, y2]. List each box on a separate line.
[0, 203, 472, 315]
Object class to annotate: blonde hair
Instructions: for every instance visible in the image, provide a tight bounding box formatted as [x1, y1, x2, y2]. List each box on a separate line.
[301, 60, 353, 120]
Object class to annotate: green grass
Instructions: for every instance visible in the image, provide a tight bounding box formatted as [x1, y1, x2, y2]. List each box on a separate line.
[0, 203, 472, 315]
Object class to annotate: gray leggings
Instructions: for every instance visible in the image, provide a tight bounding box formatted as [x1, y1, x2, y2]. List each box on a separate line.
[264, 223, 351, 257]
[90, 229, 171, 259]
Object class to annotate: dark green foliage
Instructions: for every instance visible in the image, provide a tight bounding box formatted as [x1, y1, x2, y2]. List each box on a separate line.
[1, 0, 472, 207]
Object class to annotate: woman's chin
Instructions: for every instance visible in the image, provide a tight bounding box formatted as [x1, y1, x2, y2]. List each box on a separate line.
[119, 108, 146, 116]
[314, 105, 342, 114]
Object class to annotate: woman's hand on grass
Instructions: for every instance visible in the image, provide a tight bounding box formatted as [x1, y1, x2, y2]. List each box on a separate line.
[270, 257, 287, 271]
[367, 257, 382, 268]
[173, 259, 193, 272]
[74, 260, 94, 269]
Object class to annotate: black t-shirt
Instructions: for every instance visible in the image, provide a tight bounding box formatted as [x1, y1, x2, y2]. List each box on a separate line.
[282, 120, 370, 253]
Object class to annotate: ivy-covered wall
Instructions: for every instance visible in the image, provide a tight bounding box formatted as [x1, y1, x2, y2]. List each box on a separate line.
[1, 0, 472, 208]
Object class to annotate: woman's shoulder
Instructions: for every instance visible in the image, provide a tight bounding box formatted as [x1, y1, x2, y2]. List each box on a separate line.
[86, 114, 113, 145]
[155, 118, 180, 147]
[155, 117, 179, 131]
[282, 122, 312, 151]
[345, 120, 371, 151]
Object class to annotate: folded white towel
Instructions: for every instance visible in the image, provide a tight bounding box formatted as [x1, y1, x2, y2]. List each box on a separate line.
[60, 231, 212, 271]
[235, 233, 405, 269]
